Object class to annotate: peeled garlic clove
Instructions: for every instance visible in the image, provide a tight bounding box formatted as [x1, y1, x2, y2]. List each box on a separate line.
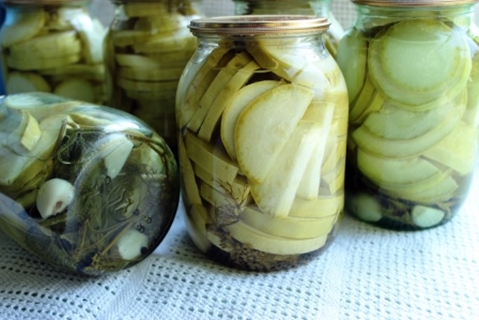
[36, 178, 75, 219]
[117, 229, 149, 260]
[411, 205, 445, 228]
[348, 193, 383, 222]
[100, 135, 134, 179]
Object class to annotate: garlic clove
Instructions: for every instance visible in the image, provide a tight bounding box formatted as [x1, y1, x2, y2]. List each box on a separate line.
[348, 193, 383, 222]
[36, 178, 75, 219]
[117, 229, 149, 260]
[411, 205, 445, 228]
[100, 135, 134, 179]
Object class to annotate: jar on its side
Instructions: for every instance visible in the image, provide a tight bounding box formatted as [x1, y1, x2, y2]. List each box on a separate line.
[0, 92, 179, 275]
[104, 0, 202, 156]
[337, 0, 479, 230]
[233, 0, 344, 57]
[0, 0, 106, 104]
[177, 16, 349, 271]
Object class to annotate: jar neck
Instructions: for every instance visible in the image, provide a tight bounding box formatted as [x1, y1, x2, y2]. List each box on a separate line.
[353, 3, 475, 29]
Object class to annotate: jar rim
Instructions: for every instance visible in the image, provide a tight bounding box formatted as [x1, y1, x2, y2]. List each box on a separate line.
[189, 15, 330, 35]
[351, 0, 478, 7]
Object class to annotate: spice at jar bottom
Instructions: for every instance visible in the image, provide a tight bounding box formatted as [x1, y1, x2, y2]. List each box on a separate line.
[177, 16, 349, 271]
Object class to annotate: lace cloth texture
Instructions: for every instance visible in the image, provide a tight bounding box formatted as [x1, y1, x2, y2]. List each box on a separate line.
[1, 170, 478, 320]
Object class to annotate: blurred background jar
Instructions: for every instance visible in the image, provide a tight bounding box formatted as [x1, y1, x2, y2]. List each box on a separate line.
[232, 0, 344, 57]
[104, 0, 202, 156]
[0, 0, 106, 104]
[337, 0, 479, 230]
[177, 15, 349, 271]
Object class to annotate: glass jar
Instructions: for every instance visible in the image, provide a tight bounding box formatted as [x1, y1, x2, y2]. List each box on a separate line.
[177, 16, 349, 271]
[0, 92, 179, 275]
[0, 0, 106, 104]
[337, 0, 479, 230]
[233, 0, 344, 58]
[104, 0, 202, 156]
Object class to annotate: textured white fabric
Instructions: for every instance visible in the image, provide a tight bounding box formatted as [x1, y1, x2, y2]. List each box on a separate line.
[1, 171, 478, 320]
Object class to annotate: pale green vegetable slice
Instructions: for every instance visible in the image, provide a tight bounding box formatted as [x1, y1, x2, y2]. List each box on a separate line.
[250, 121, 322, 218]
[352, 91, 467, 158]
[221, 80, 280, 160]
[187, 52, 252, 133]
[240, 205, 337, 239]
[197, 60, 260, 141]
[296, 102, 335, 199]
[6, 72, 51, 93]
[368, 19, 471, 109]
[8, 110, 42, 154]
[0, 9, 45, 47]
[235, 84, 314, 184]
[6, 53, 81, 71]
[336, 28, 368, 103]
[54, 79, 96, 103]
[224, 220, 328, 255]
[8, 31, 81, 58]
[0, 114, 65, 188]
[423, 121, 478, 175]
[362, 95, 457, 140]
[357, 148, 445, 186]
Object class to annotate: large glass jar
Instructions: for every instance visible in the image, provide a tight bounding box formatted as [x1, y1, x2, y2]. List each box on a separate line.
[0, 0, 106, 104]
[0, 92, 179, 275]
[104, 0, 202, 156]
[337, 0, 479, 230]
[233, 0, 344, 58]
[177, 16, 349, 271]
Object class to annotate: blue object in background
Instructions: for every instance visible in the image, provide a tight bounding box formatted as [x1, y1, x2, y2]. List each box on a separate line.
[0, 6, 5, 95]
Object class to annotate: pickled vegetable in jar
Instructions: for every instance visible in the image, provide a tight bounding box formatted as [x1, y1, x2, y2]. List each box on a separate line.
[104, 0, 202, 156]
[233, 0, 344, 57]
[0, 0, 106, 104]
[0, 92, 179, 275]
[177, 16, 349, 271]
[337, 0, 479, 230]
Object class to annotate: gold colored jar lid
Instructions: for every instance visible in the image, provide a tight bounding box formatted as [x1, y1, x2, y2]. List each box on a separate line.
[352, 0, 478, 6]
[189, 15, 330, 35]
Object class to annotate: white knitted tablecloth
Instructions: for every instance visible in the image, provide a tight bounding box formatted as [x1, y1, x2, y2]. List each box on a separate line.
[1, 169, 478, 320]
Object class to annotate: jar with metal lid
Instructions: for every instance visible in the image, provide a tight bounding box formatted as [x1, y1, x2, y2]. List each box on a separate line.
[104, 0, 202, 156]
[0, 92, 179, 275]
[177, 15, 349, 271]
[0, 0, 106, 104]
[232, 0, 344, 58]
[337, 0, 479, 230]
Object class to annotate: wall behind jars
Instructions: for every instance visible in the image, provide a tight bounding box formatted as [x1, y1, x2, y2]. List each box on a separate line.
[90, 0, 478, 31]
[90, 0, 355, 29]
